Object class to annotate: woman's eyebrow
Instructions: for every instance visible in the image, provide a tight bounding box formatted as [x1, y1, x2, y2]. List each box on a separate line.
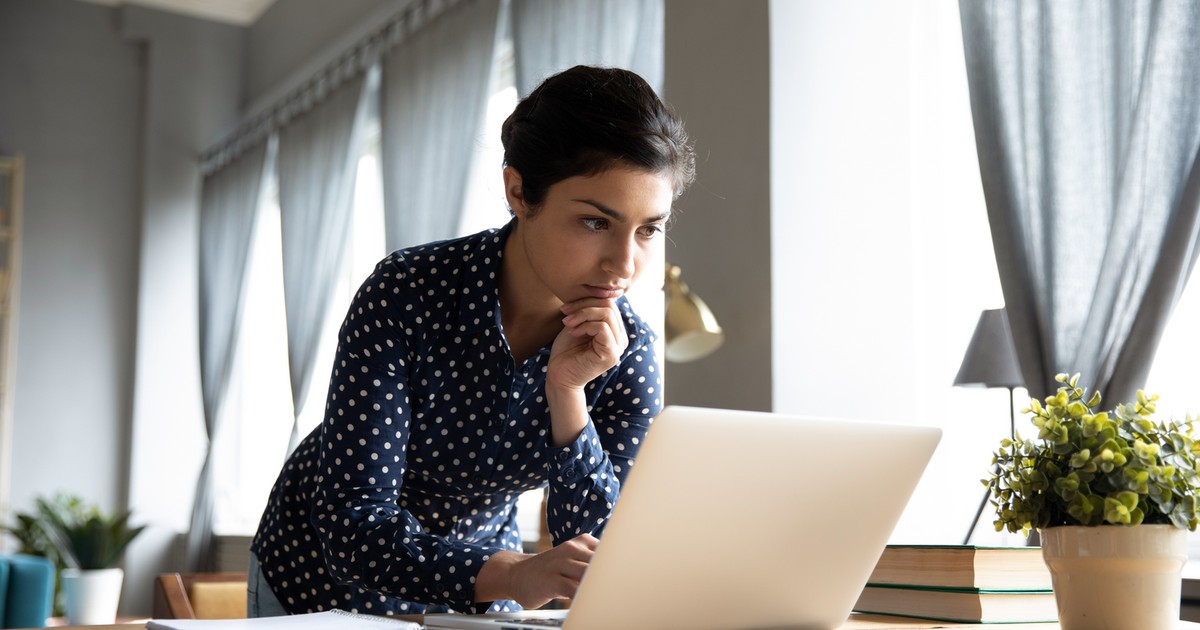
[575, 199, 670, 223]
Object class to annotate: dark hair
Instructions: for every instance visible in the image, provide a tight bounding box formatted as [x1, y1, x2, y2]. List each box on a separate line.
[500, 65, 695, 209]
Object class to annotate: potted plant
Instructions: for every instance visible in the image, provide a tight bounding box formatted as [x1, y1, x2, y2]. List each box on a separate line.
[986, 373, 1200, 630]
[3, 493, 144, 625]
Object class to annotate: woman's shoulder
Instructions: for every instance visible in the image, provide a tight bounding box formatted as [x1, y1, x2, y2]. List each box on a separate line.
[371, 224, 509, 286]
[391, 226, 506, 269]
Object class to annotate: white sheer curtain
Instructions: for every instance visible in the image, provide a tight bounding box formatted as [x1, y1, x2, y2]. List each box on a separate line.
[379, 0, 501, 252]
[276, 71, 373, 452]
[959, 0, 1200, 403]
[190, 140, 271, 570]
[510, 0, 664, 96]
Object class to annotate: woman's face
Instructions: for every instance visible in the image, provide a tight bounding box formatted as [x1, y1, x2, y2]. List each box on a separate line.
[507, 166, 674, 305]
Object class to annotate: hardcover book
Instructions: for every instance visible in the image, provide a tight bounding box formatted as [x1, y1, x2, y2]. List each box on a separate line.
[867, 544, 1052, 591]
[853, 584, 1058, 624]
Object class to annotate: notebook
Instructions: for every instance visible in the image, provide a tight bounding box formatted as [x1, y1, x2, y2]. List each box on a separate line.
[425, 405, 942, 630]
[147, 610, 420, 629]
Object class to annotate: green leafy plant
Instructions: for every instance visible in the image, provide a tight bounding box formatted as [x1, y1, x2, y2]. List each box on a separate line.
[986, 373, 1200, 534]
[3, 493, 145, 570]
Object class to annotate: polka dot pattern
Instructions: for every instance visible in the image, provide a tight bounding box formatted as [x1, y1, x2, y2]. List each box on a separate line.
[251, 222, 662, 615]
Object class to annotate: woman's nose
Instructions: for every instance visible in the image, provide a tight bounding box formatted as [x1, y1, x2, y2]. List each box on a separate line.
[603, 235, 636, 279]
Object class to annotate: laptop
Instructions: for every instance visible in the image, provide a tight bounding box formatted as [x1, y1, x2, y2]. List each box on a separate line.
[425, 405, 942, 630]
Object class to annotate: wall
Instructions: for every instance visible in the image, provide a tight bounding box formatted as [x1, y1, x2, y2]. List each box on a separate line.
[662, 0, 772, 410]
[245, 0, 402, 110]
[0, 0, 246, 614]
[121, 5, 246, 615]
[0, 0, 144, 525]
[769, 0, 918, 419]
[769, 0, 1011, 545]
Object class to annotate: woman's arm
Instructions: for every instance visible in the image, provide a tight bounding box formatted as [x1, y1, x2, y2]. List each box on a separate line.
[545, 297, 631, 446]
[543, 298, 663, 542]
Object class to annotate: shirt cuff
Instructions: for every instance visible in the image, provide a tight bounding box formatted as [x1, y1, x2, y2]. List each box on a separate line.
[431, 540, 495, 612]
[548, 421, 606, 484]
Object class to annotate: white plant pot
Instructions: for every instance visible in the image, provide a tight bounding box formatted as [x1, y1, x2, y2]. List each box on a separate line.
[60, 567, 124, 625]
[1041, 524, 1188, 630]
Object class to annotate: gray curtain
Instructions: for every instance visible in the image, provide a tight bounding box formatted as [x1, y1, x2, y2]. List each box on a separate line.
[959, 0, 1200, 403]
[511, 0, 664, 96]
[277, 71, 372, 452]
[190, 140, 271, 571]
[380, 0, 500, 252]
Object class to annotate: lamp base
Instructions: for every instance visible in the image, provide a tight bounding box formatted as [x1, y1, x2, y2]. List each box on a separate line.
[964, 386, 1019, 545]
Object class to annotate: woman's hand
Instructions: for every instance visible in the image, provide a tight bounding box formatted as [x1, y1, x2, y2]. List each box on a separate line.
[475, 534, 599, 609]
[544, 298, 628, 445]
[548, 298, 628, 391]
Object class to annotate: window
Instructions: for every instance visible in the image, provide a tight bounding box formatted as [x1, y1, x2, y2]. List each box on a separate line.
[1145, 276, 1200, 421]
[461, 36, 517, 236]
[212, 109, 386, 536]
[212, 169, 292, 536]
[1145, 268, 1200, 556]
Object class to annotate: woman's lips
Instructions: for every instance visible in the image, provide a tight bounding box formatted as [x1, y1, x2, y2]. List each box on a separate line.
[584, 285, 625, 299]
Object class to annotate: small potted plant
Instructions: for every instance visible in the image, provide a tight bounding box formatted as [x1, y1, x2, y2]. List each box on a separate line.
[986, 373, 1200, 630]
[4, 494, 144, 625]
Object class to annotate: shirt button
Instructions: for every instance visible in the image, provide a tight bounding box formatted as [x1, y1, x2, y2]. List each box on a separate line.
[565, 466, 576, 478]
[556, 451, 570, 462]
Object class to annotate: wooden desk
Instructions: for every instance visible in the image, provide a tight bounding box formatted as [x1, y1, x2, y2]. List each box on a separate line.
[29, 614, 1200, 630]
[45, 618, 149, 627]
[842, 614, 1200, 629]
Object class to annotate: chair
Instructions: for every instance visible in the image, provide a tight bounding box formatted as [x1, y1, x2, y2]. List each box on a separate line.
[152, 572, 247, 619]
[0, 554, 55, 628]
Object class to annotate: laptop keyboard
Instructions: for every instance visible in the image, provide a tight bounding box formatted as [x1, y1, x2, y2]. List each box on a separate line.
[497, 618, 565, 627]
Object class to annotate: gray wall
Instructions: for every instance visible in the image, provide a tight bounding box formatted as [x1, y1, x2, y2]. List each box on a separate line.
[0, 0, 144, 519]
[663, 0, 772, 410]
[245, 0, 401, 109]
[0, 0, 245, 614]
[122, 5, 246, 616]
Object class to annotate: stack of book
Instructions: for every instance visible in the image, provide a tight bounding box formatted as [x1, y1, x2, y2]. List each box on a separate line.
[853, 545, 1059, 624]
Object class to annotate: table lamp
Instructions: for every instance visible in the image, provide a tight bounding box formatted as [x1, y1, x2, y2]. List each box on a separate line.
[954, 307, 1025, 544]
[664, 264, 723, 363]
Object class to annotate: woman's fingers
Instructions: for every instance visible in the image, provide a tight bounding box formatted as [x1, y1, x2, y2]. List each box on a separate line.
[550, 299, 629, 390]
[550, 534, 598, 581]
[561, 299, 628, 354]
[509, 534, 599, 608]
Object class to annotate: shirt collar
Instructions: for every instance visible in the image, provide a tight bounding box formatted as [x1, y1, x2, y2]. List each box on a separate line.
[456, 219, 513, 334]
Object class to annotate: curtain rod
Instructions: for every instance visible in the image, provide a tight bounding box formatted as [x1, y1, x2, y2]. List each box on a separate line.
[199, 0, 464, 175]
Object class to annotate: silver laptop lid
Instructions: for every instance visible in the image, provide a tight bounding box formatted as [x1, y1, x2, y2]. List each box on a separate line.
[563, 405, 941, 630]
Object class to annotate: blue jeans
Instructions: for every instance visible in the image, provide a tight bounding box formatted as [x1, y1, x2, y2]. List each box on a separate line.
[247, 550, 289, 617]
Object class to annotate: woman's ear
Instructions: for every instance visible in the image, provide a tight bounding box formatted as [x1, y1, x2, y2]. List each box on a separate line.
[503, 166, 529, 218]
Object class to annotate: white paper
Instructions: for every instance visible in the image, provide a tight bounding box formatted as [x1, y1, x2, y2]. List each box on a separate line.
[146, 609, 422, 630]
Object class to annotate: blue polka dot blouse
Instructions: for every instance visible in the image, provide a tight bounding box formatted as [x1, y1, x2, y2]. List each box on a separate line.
[251, 221, 663, 615]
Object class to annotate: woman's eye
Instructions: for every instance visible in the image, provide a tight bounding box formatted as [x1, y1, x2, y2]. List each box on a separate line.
[638, 225, 664, 238]
[582, 218, 609, 231]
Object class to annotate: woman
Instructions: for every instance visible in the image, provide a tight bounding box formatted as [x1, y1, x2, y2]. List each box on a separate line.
[249, 65, 695, 617]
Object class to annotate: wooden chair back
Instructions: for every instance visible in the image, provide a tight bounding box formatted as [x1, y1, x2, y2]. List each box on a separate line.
[152, 572, 248, 619]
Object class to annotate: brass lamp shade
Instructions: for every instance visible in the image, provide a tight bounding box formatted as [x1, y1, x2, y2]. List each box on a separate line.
[664, 264, 723, 362]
